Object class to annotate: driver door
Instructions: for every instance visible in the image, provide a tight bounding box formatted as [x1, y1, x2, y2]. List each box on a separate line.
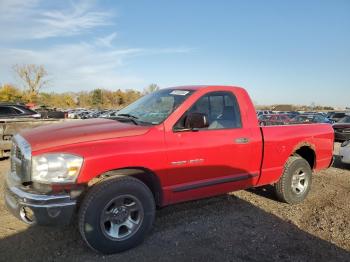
[164, 91, 260, 203]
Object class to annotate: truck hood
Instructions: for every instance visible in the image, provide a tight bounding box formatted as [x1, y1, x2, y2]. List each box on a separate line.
[20, 118, 151, 152]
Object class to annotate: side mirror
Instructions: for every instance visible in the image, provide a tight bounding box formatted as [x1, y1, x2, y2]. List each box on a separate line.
[185, 112, 209, 130]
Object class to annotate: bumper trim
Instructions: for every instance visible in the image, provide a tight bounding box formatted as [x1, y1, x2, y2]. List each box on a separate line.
[10, 186, 74, 206]
[5, 178, 77, 226]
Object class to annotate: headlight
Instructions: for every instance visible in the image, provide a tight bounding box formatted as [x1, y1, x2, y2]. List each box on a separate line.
[341, 140, 350, 147]
[32, 153, 83, 184]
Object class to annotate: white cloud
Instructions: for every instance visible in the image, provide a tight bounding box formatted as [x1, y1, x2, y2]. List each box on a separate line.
[0, 41, 191, 91]
[0, 0, 192, 92]
[95, 32, 118, 48]
[0, 0, 39, 18]
[0, 43, 143, 91]
[35, 4, 113, 39]
[0, 0, 112, 40]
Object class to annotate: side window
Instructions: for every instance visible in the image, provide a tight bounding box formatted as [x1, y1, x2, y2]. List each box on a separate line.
[0, 106, 17, 116]
[12, 107, 23, 114]
[314, 115, 322, 122]
[190, 96, 209, 116]
[174, 91, 242, 130]
[209, 96, 223, 119]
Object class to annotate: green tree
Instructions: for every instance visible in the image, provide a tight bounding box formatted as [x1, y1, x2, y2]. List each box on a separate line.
[91, 89, 103, 108]
[76, 91, 92, 108]
[0, 84, 23, 102]
[124, 89, 141, 105]
[115, 89, 126, 106]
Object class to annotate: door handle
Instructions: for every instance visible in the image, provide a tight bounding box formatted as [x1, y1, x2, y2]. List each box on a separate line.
[235, 137, 250, 144]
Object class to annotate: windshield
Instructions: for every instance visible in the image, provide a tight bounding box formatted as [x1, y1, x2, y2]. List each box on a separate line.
[116, 89, 194, 125]
[338, 116, 350, 123]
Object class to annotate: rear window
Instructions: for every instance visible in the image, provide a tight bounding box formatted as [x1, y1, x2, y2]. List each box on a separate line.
[334, 113, 346, 118]
[339, 116, 350, 123]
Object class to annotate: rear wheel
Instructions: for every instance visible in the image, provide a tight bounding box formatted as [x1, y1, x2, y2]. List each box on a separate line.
[274, 156, 312, 204]
[79, 176, 155, 254]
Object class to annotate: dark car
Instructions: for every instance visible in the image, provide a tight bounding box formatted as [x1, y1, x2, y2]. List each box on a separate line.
[328, 112, 347, 123]
[0, 103, 41, 119]
[311, 114, 333, 124]
[291, 114, 332, 124]
[286, 111, 300, 119]
[333, 115, 350, 142]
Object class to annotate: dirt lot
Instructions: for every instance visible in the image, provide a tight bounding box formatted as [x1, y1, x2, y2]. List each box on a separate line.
[0, 143, 349, 262]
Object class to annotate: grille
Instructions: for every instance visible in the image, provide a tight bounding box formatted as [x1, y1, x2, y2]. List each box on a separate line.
[15, 145, 23, 159]
[10, 143, 17, 173]
[10, 135, 31, 182]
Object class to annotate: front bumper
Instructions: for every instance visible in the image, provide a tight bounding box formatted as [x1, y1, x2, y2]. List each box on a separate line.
[5, 173, 77, 226]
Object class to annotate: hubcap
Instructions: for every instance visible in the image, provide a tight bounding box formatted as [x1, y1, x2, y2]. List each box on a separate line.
[291, 169, 308, 195]
[100, 195, 144, 241]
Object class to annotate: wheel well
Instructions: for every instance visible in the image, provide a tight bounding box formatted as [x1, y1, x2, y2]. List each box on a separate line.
[294, 146, 316, 169]
[89, 168, 163, 207]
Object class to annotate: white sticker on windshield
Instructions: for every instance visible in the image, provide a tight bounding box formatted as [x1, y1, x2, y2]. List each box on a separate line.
[170, 90, 190, 96]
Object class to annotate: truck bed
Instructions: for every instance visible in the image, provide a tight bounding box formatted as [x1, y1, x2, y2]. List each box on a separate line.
[257, 123, 334, 186]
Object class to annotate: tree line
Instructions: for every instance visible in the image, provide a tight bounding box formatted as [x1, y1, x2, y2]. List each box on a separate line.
[1, 64, 336, 111]
[0, 64, 159, 109]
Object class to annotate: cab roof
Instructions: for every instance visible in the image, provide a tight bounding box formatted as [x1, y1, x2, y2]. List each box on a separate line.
[166, 85, 244, 91]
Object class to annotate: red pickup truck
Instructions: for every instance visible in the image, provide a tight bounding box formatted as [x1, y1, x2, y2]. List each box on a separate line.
[5, 85, 334, 254]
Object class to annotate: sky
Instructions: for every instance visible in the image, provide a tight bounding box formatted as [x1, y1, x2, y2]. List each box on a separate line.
[0, 0, 349, 107]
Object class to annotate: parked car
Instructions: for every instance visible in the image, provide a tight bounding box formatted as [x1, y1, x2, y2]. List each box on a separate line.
[5, 85, 334, 254]
[290, 114, 332, 124]
[285, 111, 300, 119]
[0, 103, 41, 119]
[67, 108, 88, 119]
[67, 109, 81, 119]
[339, 140, 350, 164]
[328, 112, 347, 123]
[311, 114, 333, 124]
[36, 107, 67, 119]
[258, 114, 291, 126]
[256, 110, 273, 116]
[0, 118, 69, 157]
[67, 109, 119, 120]
[99, 110, 119, 118]
[333, 115, 350, 142]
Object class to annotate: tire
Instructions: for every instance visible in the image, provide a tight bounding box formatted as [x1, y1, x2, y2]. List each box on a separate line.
[274, 156, 312, 204]
[78, 176, 155, 254]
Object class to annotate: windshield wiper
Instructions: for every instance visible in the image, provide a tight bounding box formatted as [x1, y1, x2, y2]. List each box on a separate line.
[114, 113, 154, 126]
[114, 113, 139, 125]
[117, 113, 138, 119]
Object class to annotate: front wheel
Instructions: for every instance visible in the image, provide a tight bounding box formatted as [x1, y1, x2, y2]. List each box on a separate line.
[274, 156, 312, 204]
[78, 176, 155, 254]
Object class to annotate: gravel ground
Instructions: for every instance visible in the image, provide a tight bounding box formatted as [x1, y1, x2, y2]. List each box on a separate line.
[0, 143, 349, 262]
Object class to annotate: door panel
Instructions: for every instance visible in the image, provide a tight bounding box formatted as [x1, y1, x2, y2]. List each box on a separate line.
[163, 91, 262, 203]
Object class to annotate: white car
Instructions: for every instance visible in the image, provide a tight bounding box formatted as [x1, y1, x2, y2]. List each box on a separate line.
[339, 140, 350, 164]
